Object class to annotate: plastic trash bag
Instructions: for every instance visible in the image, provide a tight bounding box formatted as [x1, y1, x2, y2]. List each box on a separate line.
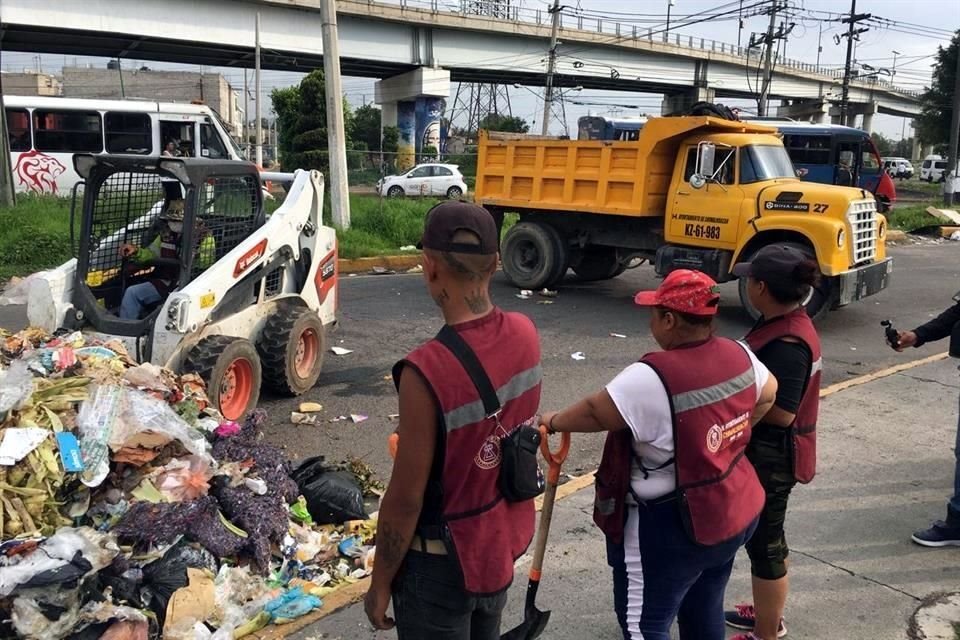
[113, 388, 209, 459]
[140, 540, 217, 628]
[11, 584, 84, 640]
[264, 586, 322, 623]
[0, 527, 119, 597]
[0, 360, 35, 414]
[156, 456, 213, 502]
[292, 456, 368, 525]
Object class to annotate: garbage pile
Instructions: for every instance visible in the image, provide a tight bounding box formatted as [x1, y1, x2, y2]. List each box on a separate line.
[0, 328, 378, 639]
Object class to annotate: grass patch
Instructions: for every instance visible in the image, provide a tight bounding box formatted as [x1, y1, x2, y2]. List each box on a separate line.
[886, 201, 942, 232]
[897, 178, 944, 198]
[336, 195, 440, 259]
[0, 195, 75, 280]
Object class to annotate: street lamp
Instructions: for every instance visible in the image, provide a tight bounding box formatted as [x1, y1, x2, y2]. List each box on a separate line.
[665, 0, 675, 43]
[891, 49, 901, 76]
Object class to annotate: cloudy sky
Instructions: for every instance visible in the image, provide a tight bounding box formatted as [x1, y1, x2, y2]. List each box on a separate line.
[4, 0, 956, 139]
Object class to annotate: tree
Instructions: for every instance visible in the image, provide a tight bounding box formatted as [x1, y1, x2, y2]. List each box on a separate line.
[478, 114, 530, 134]
[270, 85, 301, 164]
[916, 29, 959, 146]
[351, 104, 383, 151]
[871, 132, 894, 156]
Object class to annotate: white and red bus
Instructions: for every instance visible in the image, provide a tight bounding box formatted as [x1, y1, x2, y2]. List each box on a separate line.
[4, 95, 245, 195]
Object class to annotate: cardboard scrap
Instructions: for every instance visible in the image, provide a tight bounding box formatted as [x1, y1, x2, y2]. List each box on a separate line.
[299, 402, 324, 413]
[163, 568, 216, 639]
[925, 206, 960, 225]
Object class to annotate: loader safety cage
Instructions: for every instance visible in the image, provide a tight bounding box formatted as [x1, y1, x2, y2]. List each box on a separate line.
[70, 154, 265, 340]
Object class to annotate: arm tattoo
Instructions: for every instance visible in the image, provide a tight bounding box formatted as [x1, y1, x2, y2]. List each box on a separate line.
[374, 520, 407, 574]
[464, 289, 491, 314]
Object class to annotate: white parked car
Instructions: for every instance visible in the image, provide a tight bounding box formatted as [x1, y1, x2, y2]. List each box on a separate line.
[378, 163, 468, 199]
[921, 155, 950, 183]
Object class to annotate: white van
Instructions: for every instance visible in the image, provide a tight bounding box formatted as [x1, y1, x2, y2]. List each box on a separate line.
[882, 157, 914, 180]
[921, 155, 949, 183]
[5, 95, 244, 195]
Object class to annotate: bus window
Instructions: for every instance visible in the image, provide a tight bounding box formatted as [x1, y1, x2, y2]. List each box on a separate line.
[105, 112, 151, 154]
[160, 121, 196, 157]
[6, 109, 31, 151]
[783, 134, 831, 165]
[33, 110, 103, 153]
[200, 123, 228, 159]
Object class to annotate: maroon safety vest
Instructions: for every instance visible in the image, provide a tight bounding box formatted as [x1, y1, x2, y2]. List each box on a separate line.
[744, 308, 822, 483]
[594, 337, 765, 547]
[395, 308, 541, 595]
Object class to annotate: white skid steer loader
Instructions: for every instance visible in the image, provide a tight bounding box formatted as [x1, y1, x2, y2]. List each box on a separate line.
[26, 154, 338, 420]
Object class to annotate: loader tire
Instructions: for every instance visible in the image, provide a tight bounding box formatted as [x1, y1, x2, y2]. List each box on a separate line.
[184, 336, 262, 422]
[258, 308, 326, 396]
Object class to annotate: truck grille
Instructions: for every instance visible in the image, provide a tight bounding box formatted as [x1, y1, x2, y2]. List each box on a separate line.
[847, 200, 878, 265]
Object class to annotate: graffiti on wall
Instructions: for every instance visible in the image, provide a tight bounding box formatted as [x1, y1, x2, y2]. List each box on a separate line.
[395, 97, 447, 172]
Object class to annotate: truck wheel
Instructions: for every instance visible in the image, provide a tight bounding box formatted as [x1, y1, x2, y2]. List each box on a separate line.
[258, 308, 326, 396]
[502, 222, 566, 290]
[184, 336, 262, 422]
[736, 243, 834, 322]
[573, 247, 622, 281]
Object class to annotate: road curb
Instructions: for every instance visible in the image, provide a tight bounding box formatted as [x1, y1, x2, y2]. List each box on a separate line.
[886, 230, 908, 243]
[339, 255, 422, 274]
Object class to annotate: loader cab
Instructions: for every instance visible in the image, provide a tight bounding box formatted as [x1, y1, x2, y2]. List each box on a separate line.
[69, 154, 265, 343]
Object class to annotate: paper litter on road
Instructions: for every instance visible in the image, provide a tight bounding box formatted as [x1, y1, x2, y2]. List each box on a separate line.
[290, 412, 318, 425]
[388, 414, 400, 420]
[516, 289, 533, 299]
[610, 333, 627, 338]
[330, 346, 353, 356]
[537, 300, 554, 305]
[399, 245, 417, 251]
[0, 428, 50, 466]
[407, 265, 424, 273]
[539, 289, 558, 298]
[371, 266, 395, 275]
[350, 414, 369, 424]
[571, 352, 586, 361]
[299, 402, 323, 413]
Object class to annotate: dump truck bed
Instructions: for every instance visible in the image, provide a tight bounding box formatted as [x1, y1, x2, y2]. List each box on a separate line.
[475, 116, 777, 217]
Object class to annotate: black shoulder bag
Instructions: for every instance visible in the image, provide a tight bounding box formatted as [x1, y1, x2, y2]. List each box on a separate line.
[436, 325, 544, 502]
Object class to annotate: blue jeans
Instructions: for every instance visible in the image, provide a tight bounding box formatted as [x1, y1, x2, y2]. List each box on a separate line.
[949, 394, 960, 525]
[120, 282, 162, 320]
[391, 550, 508, 640]
[635, 498, 757, 640]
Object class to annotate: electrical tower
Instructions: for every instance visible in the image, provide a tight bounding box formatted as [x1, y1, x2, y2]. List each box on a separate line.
[447, 0, 514, 137]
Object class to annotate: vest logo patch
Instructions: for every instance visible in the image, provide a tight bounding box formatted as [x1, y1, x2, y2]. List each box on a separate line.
[475, 435, 502, 470]
[706, 425, 724, 453]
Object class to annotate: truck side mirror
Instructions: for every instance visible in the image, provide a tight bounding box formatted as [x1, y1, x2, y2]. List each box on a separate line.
[694, 143, 716, 189]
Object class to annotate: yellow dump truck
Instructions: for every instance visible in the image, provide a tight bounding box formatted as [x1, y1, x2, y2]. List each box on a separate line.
[475, 116, 892, 318]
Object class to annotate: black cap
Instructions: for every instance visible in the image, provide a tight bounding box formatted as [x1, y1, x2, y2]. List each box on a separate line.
[417, 201, 498, 255]
[732, 244, 807, 285]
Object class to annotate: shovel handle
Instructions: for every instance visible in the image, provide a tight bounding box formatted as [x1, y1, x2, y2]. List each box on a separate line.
[539, 426, 570, 485]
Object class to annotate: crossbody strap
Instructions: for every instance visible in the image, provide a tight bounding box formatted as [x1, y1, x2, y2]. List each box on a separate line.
[435, 324, 501, 418]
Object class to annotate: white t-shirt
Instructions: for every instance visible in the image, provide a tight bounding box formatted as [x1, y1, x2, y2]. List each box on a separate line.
[605, 343, 771, 500]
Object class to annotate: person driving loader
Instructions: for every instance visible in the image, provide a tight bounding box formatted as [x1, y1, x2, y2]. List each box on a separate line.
[118, 199, 216, 319]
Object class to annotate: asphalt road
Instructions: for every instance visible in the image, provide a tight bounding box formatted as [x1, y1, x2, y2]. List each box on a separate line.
[2, 241, 958, 482]
[260, 240, 959, 482]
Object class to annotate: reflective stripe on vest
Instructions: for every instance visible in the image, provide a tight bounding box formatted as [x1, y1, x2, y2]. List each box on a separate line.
[398, 309, 540, 595]
[643, 337, 765, 546]
[744, 307, 822, 484]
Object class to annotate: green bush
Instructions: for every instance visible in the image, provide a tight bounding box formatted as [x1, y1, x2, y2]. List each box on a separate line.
[0, 195, 75, 280]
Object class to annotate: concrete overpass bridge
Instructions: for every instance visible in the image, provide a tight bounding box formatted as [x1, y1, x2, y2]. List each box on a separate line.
[1, 0, 922, 130]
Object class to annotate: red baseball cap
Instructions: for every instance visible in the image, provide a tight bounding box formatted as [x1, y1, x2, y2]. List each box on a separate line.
[634, 269, 720, 316]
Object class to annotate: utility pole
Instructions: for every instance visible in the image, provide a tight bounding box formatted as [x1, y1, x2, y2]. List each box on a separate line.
[737, 0, 744, 50]
[540, 0, 561, 136]
[757, 0, 778, 117]
[243, 68, 249, 160]
[255, 12, 263, 167]
[665, 0, 675, 43]
[891, 49, 901, 77]
[945, 44, 960, 206]
[839, 0, 871, 127]
[320, 0, 351, 229]
[816, 21, 823, 72]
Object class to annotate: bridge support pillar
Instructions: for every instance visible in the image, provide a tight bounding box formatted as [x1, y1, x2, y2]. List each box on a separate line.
[660, 87, 715, 116]
[374, 67, 450, 172]
[912, 136, 922, 163]
[775, 99, 830, 123]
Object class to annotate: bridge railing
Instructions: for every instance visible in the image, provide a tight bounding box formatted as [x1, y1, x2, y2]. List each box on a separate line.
[382, 0, 920, 97]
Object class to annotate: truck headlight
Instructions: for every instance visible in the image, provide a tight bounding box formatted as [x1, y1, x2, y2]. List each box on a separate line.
[837, 229, 846, 248]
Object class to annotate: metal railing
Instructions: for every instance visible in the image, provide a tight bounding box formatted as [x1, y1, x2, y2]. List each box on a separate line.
[377, 0, 921, 97]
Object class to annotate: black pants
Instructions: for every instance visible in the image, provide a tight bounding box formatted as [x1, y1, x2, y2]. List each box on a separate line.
[392, 550, 508, 640]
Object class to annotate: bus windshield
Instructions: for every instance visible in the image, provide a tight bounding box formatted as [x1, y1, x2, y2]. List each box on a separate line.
[741, 145, 796, 184]
[211, 109, 245, 160]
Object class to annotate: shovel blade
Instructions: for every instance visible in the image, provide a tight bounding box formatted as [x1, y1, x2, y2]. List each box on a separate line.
[501, 608, 551, 640]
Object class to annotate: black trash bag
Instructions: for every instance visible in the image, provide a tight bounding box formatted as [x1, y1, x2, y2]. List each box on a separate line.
[292, 456, 368, 525]
[140, 539, 217, 628]
[19, 551, 93, 592]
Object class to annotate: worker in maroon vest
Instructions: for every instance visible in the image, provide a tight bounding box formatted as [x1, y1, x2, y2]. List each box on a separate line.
[365, 201, 542, 639]
[723, 245, 823, 640]
[541, 269, 777, 640]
